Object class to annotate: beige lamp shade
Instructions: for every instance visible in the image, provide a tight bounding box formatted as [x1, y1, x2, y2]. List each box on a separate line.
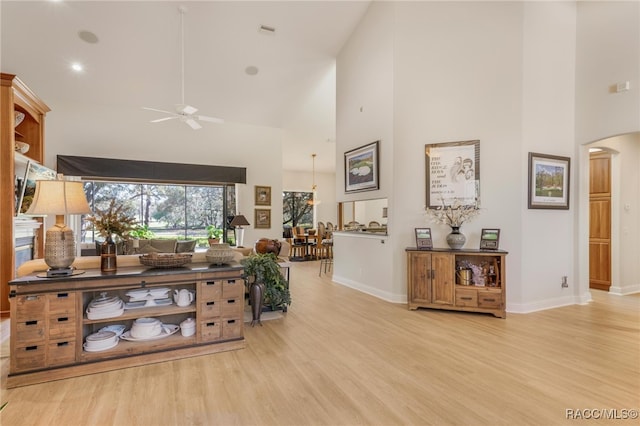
[26, 180, 92, 216]
[26, 180, 92, 272]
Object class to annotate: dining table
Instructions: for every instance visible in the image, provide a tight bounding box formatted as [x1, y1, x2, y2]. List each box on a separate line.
[291, 233, 318, 261]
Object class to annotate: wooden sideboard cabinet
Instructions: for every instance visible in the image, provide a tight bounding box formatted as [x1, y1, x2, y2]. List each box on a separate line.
[406, 248, 507, 318]
[8, 262, 246, 388]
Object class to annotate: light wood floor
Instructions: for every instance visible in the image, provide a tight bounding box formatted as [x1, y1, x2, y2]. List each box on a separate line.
[1, 261, 639, 426]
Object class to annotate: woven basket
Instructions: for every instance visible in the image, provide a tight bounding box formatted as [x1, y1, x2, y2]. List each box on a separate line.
[139, 253, 192, 268]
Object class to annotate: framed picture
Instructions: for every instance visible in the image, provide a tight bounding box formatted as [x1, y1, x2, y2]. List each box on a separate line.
[17, 160, 57, 215]
[415, 228, 433, 250]
[344, 141, 380, 193]
[255, 185, 271, 206]
[528, 152, 570, 209]
[480, 228, 500, 250]
[425, 140, 480, 208]
[254, 208, 271, 229]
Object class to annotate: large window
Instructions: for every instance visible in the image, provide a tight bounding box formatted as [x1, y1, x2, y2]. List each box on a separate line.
[82, 180, 236, 247]
[282, 191, 314, 229]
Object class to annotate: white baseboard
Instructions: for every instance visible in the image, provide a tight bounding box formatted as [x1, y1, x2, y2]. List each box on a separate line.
[507, 292, 593, 314]
[332, 274, 407, 304]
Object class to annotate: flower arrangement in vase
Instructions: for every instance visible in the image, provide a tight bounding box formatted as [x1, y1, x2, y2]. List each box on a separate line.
[85, 200, 138, 271]
[425, 198, 480, 249]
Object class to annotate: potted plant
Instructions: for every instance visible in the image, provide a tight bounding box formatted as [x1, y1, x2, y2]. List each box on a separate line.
[241, 253, 291, 325]
[206, 225, 223, 245]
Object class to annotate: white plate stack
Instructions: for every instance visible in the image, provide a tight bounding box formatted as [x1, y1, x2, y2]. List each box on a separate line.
[86, 292, 124, 320]
[84, 330, 119, 352]
[125, 287, 172, 308]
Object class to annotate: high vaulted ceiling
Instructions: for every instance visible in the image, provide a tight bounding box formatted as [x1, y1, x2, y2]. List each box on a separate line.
[1, 1, 370, 173]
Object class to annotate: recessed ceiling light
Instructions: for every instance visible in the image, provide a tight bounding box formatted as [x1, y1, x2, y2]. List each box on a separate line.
[245, 66, 259, 76]
[78, 30, 99, 44]
[71, 63, 84, 72]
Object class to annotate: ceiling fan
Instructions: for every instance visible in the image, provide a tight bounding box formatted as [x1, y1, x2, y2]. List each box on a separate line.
[143, 6, 223, 130]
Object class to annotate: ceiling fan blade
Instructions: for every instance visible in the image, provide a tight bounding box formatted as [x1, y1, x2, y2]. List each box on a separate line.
[150, 116, 178, 123]
[142, 107, 175, 115]
[184, 118, 202, 130]
[177, 104, 198, 115]
[197, 115, 225, 124]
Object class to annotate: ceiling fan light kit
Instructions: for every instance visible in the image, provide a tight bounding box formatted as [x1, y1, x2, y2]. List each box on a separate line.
[143, 6, 223, 129]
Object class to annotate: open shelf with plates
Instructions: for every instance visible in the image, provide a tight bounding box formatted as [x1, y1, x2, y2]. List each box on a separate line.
[8, 263, 245, 388]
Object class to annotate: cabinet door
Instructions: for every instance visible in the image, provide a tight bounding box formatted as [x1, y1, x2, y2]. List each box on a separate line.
[431, 253, 454, 305]
[409, 252, 431, 304]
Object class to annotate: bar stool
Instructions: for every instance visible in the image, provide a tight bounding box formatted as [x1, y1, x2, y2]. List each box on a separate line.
[319, 240, 333, 276]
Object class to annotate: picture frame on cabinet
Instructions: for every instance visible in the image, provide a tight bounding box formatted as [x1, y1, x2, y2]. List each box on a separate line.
[425, 140, 480, 208]
[255, 185, 271, 206]
[527, 152, 570, 209]
[415, 228, 433, 250]
[16, 160, 57, 215]
[479, 228, 500, 250]
[254, 208, 271, 229]
[344, 141, 380, 193]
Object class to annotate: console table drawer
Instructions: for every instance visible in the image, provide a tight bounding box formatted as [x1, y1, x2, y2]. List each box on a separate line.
[47, 292, 76, 314]
[13, 344, 46, 372]
[221, 317, 242, 339]
[15, 319, 46, 343]
[48, 315, 76, 339]
[14, 295, 46, 321]
[221, 298, 242, 317]
[478, 291, 502, 309]
[200, 300, 222, 318]
[199, 280, 222, 300]
[47, 339, 76, 366]
[199, 319, 221, 342]
[222, 279, 244, 298]
[455, 288, 478, 307]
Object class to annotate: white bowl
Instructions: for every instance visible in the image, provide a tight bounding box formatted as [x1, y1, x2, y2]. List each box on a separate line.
[14, 141, 29, 154]
[131, 317, 163, 338]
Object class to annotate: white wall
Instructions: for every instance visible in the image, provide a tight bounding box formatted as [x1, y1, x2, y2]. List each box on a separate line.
[337, 1, 583, 311]
[45, 101, 284, 248]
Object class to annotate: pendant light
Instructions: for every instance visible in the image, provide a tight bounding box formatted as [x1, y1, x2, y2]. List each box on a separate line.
[308, 153, 320, 206]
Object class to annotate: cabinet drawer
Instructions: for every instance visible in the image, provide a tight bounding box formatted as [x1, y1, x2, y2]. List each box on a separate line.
[200, 300, 222, 318]
[455, 288, 478, 307]
[47, 292, 76, 314]
[221, 317, 242, 339]
[14, 295, 46, 321]
[199, 280, 222, 300]
[478, 291, 502, 309]
[13, 344, 46, 372]
[199, 319, 221, 342]
[47, 339, 76, 366]
[48, 315, 76, 339]
[221, 298, 242, 317]
[222, 279, 244, 298]
[15, 319, 46, 343]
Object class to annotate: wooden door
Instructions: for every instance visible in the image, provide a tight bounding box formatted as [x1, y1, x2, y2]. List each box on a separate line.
[408, 252, 431, 304]
[589, 152, 611, 291]
[431, 253, 454, 305]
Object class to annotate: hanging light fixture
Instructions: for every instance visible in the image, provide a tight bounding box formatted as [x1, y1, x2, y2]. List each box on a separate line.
[308, 154, 321, 206]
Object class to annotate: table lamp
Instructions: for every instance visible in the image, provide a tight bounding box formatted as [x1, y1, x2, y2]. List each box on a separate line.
[229, 214, 250, 248]
[26, 179, 92, 276]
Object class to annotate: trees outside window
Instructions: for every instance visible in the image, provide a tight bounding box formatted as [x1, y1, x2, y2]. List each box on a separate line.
[282, 191, 313, 229]
[82, 181, 235, 246]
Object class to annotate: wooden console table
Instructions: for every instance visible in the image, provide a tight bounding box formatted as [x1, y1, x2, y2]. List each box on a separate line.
[8, 262, 246, 388]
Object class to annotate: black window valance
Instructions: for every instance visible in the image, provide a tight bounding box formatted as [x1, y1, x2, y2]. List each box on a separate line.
[57, 155, 246, 184]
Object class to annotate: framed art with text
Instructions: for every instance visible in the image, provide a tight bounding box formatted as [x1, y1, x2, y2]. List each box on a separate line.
[415, 228, 433, 250]
[344, 141, 380, 193]
[528, 152, 570, 210]
[254, 208, 271, 229]
[425, 140, 480, 208]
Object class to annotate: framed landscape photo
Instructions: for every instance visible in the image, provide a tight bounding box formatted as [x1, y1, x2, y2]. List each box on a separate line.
[480, 228, 500, 250]
[425, 140, 480, 208]
[255, 185, 271, 206]
[17, 161, 57, 215]
[254, 208, 271, 229]
[528, 152, 570, 210]
[415, 228, 433, 250]
[344, 141, 380, 193]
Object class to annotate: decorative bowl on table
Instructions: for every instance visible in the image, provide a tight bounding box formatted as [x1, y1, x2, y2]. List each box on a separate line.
[139, 253, 192, 268]
[206, 243, 235, 265]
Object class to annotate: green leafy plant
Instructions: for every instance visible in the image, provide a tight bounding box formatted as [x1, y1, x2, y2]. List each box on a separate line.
[129, 224, 155, 239]
[241, 253, 291, 310]
[86, 200, 138, 240]
[206, 225, 223, 240]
